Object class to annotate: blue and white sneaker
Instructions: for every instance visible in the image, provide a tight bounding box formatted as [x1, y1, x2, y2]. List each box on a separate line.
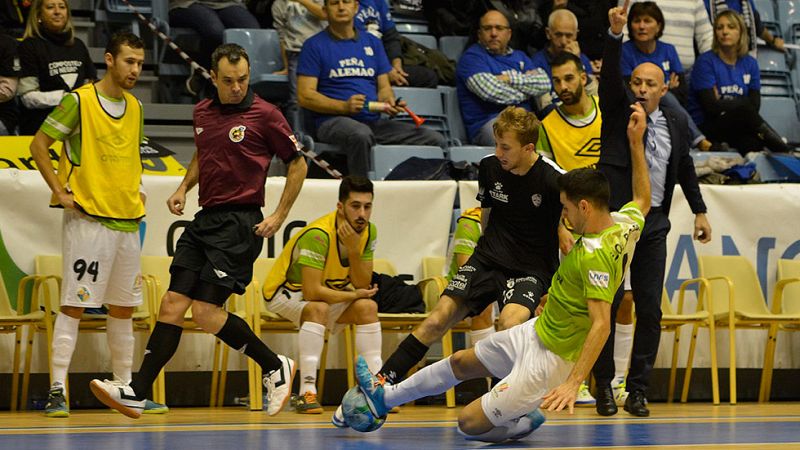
[509, 408, 546, 440]
[331, 404, 348, 428]
[142, 399, 169, 414]
[354, 355, 389, 418]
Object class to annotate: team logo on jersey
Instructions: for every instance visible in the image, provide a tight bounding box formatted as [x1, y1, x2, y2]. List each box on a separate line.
[531, 193, 542, 207]
[588, 270, 610, 288]
[195, 127, 204, 135]
[229, 125, 247, 143]
[662, 61, 670, 72]
[490, 182, 509, 203]
[76, 286, 91, 303]
[364, 46, 374, 56]
[214, 268, 229, 279]
[575, 137, 602, 158]
[743, 74, 751, 84]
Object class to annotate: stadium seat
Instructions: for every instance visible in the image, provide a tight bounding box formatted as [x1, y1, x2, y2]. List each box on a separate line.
[759, 259, 800, 401]
[95, 0, 152, 36]
[371, 145, 445, 180]
[223, 29, 289, 103]
[395, 22, 429, 34]
[151, 0, 197, 77]
[438, 36, 469, 61]
[760, 71, 794, 96]
[760, 96, 800, 142]
[437, 86, 468, 144]
[392, 87, 454, 144]
[447, 146, 493, 164]
[777, 0, 800, 38]
[755, 0, 781, 37]
[403, 33, 437, 50]
[757, 46, 790, 73]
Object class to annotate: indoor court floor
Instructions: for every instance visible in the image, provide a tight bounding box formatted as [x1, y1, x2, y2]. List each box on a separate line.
[2, 403, 799, 449]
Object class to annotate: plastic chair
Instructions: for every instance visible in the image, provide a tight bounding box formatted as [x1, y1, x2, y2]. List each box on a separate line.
[757, 46, 790, 73]
[371, 145, 445, 180]
[438, 36, 468, 62]
[754, 0, 777, 22]
[223, 29, 289, 102]
[395, 22, 429, 34]
[661, 287, 714, 403]
[422, 256, 446, 278]
[760, 96, 800, 142]
[760, 71, 794, 97]
[151, 0, 197, 77]
[437, 86, 468, 144]
[760, 259, 800, 401]
[403, 33, 437, 50]
[697, 255, 800, 404]
[392, 86, 452, 142]
[447, 146, 493, 164]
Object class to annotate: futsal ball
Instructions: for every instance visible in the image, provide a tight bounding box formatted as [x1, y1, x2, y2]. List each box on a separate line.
[341, 386, 386, 432]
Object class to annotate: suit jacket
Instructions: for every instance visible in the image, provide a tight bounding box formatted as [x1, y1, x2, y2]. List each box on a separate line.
[598, 32, 707, 217]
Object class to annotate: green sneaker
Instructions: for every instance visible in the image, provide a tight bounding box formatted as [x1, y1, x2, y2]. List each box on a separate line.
[45, 385, 69, 418]
[142, 399, 169, 414]
[296, 391, 323, 414]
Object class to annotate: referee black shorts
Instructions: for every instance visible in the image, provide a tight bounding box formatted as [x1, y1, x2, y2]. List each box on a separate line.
[443, 253, 547, 318]
[169, 204, 263, 305]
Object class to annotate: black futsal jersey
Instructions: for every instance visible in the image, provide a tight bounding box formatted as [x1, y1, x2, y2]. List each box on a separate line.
[474, 154, 564, 282]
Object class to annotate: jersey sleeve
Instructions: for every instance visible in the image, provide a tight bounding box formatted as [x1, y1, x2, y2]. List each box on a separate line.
[295, 228, 330, 271]
[297, 37, 322, 78]
[579, 245, 617, 304]
[372, 34, 392, 76]
[617, 200, 646, 232]
[263, 107, 303, 163]
[453, 217, 480, 257]
[477, 157, 492, 208]
[40, 92, 79, 141]
[361, 222, 378, 261]
[690, 52, 716, 91]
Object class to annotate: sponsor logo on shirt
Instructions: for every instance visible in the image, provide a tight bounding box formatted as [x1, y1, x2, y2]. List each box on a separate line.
[300, 249, 325, 264]
[195, 127, 204, 135]
[720, 84, 744, 96]
[330, 58, 376, 78]
[229, 125, 246, 143]
[588, 270, 610, 288]
[531, 193, 542, 207]
[448, 273, 468, 290]
[364, 46, 374, 56]
[214, 268, 229, 279]
[662, 61, 670, 72]
[490, 182, 509, 203]
[76, 286, 91, 303]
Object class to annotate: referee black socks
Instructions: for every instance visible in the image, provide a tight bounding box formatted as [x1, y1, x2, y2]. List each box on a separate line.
[379, 334, 430, 384]
[131, 321, 183, 400]
[215, 313, 282, 373]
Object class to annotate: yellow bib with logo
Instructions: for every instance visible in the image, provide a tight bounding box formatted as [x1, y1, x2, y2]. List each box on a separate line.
[52, 84, 145, 220]
[541, 95, 602, 171]
[263, 211, 371, 300]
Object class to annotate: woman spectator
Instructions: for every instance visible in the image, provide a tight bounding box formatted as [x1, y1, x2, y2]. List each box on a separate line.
[622, 1, 714, 151]
[704, 0, 784, 55]
[690, 10, 792, 154]
[17, 0, 95, 135]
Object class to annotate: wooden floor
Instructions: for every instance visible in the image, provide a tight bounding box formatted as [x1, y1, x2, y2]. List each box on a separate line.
[2, 403, 800, 449]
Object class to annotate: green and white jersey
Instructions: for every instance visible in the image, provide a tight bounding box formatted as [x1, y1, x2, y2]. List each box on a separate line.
[445, 208, 481, 281]
[41, 91, 144, 232]
[284, 223, 378, 285]
[535, 201, 644, 362]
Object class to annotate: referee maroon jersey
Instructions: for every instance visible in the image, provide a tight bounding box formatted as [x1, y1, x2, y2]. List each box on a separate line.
[193, 91, 302, 208]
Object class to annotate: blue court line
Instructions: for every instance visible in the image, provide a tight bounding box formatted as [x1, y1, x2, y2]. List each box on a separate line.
[1, 420, 798, 449]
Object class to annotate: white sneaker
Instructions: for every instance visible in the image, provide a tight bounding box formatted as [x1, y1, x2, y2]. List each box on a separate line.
[263, 354, 296, 416]
[331, 404, 347, 428]
[575, 381, 596, 406]
[89, 379, 145, 419]
[612, 377, 628, 406]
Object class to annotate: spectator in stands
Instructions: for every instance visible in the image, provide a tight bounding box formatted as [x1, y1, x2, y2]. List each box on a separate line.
[548, 0, 617, 64]
[690, 10, 793, 154]
[622, 2, 716, 151]
[272, 0, 327, 128]
[0, 32, 18, 135]
[354, 0, 438, 87]
[297, 0, 445, 177]
[530, 8, 597, 112]
[169, 0, 260, 95]
[456, 10, 550, 146]
[624, 0, 713, 72]
[17, 0, 95, 135]
[263, 175, 382, 414]
[422, 0, 485, 37]
[704, 0, 784, 54]
[487, 0, 549, 55]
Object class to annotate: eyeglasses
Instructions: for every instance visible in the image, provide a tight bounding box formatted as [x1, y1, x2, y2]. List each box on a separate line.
[480, 25, 511, 32]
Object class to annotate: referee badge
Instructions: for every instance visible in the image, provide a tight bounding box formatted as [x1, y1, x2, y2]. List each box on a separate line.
[531, 193, 542, 207]
[229, 125, 247, 143]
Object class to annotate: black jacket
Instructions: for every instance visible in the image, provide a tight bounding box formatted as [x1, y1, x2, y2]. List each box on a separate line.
[598, 31, 706, 217]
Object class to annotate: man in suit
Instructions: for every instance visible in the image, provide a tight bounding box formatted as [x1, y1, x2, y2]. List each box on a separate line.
[592, 1, 712, 418]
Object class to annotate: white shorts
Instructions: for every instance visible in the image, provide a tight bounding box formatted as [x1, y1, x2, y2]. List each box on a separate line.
[474, 318, 573, 426]
[61, 209, 143, 308]
[266, 286, 351, 334]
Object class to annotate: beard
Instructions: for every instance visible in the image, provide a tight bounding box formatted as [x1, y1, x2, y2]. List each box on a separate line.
[558, 83, 584, 106]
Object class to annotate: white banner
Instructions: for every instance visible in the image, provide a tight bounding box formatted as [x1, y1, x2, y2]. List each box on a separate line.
[0, 171, 455, 373]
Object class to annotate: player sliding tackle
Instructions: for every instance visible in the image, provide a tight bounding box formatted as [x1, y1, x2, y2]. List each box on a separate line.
[353, 86, 651, 445]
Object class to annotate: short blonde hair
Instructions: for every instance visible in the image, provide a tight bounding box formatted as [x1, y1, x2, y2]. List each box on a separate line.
[492, 106, 540, 146]
[712, 10, 748, 58]
[24, 0, 75, 45]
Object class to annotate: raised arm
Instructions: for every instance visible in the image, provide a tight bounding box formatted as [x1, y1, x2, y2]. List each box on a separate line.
[626, 102, 651, 216]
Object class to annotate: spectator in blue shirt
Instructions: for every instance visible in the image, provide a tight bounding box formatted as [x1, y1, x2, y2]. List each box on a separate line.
[530, 8, 597, 114]
[623, 1, 715, 151]
[297, 0, 445, 177]
[704, 0, 784, 54]
[689, 10, 791, 154]
[455, 10, 550, 146]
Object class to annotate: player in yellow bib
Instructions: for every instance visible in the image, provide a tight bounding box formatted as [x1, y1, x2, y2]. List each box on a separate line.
[356, 102, 653, 444]
[28, 32, 166, 417]
[263, 176, 381, 414]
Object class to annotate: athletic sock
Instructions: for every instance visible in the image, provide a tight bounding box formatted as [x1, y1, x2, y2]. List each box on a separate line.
[51, 313, 80, 387]
[355, 322, 383, 374]
[130, 321, 182, 400]
[379, 333, 429, 384]
[106, 316, 134, 384]
[298, 321, 326, 394]
[384, 357, 459, 409]
[614, 323, 634, 381]
[457, 412, 539, 443]
[215, 313, 282, 373]
[467, 326, 495, 347]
